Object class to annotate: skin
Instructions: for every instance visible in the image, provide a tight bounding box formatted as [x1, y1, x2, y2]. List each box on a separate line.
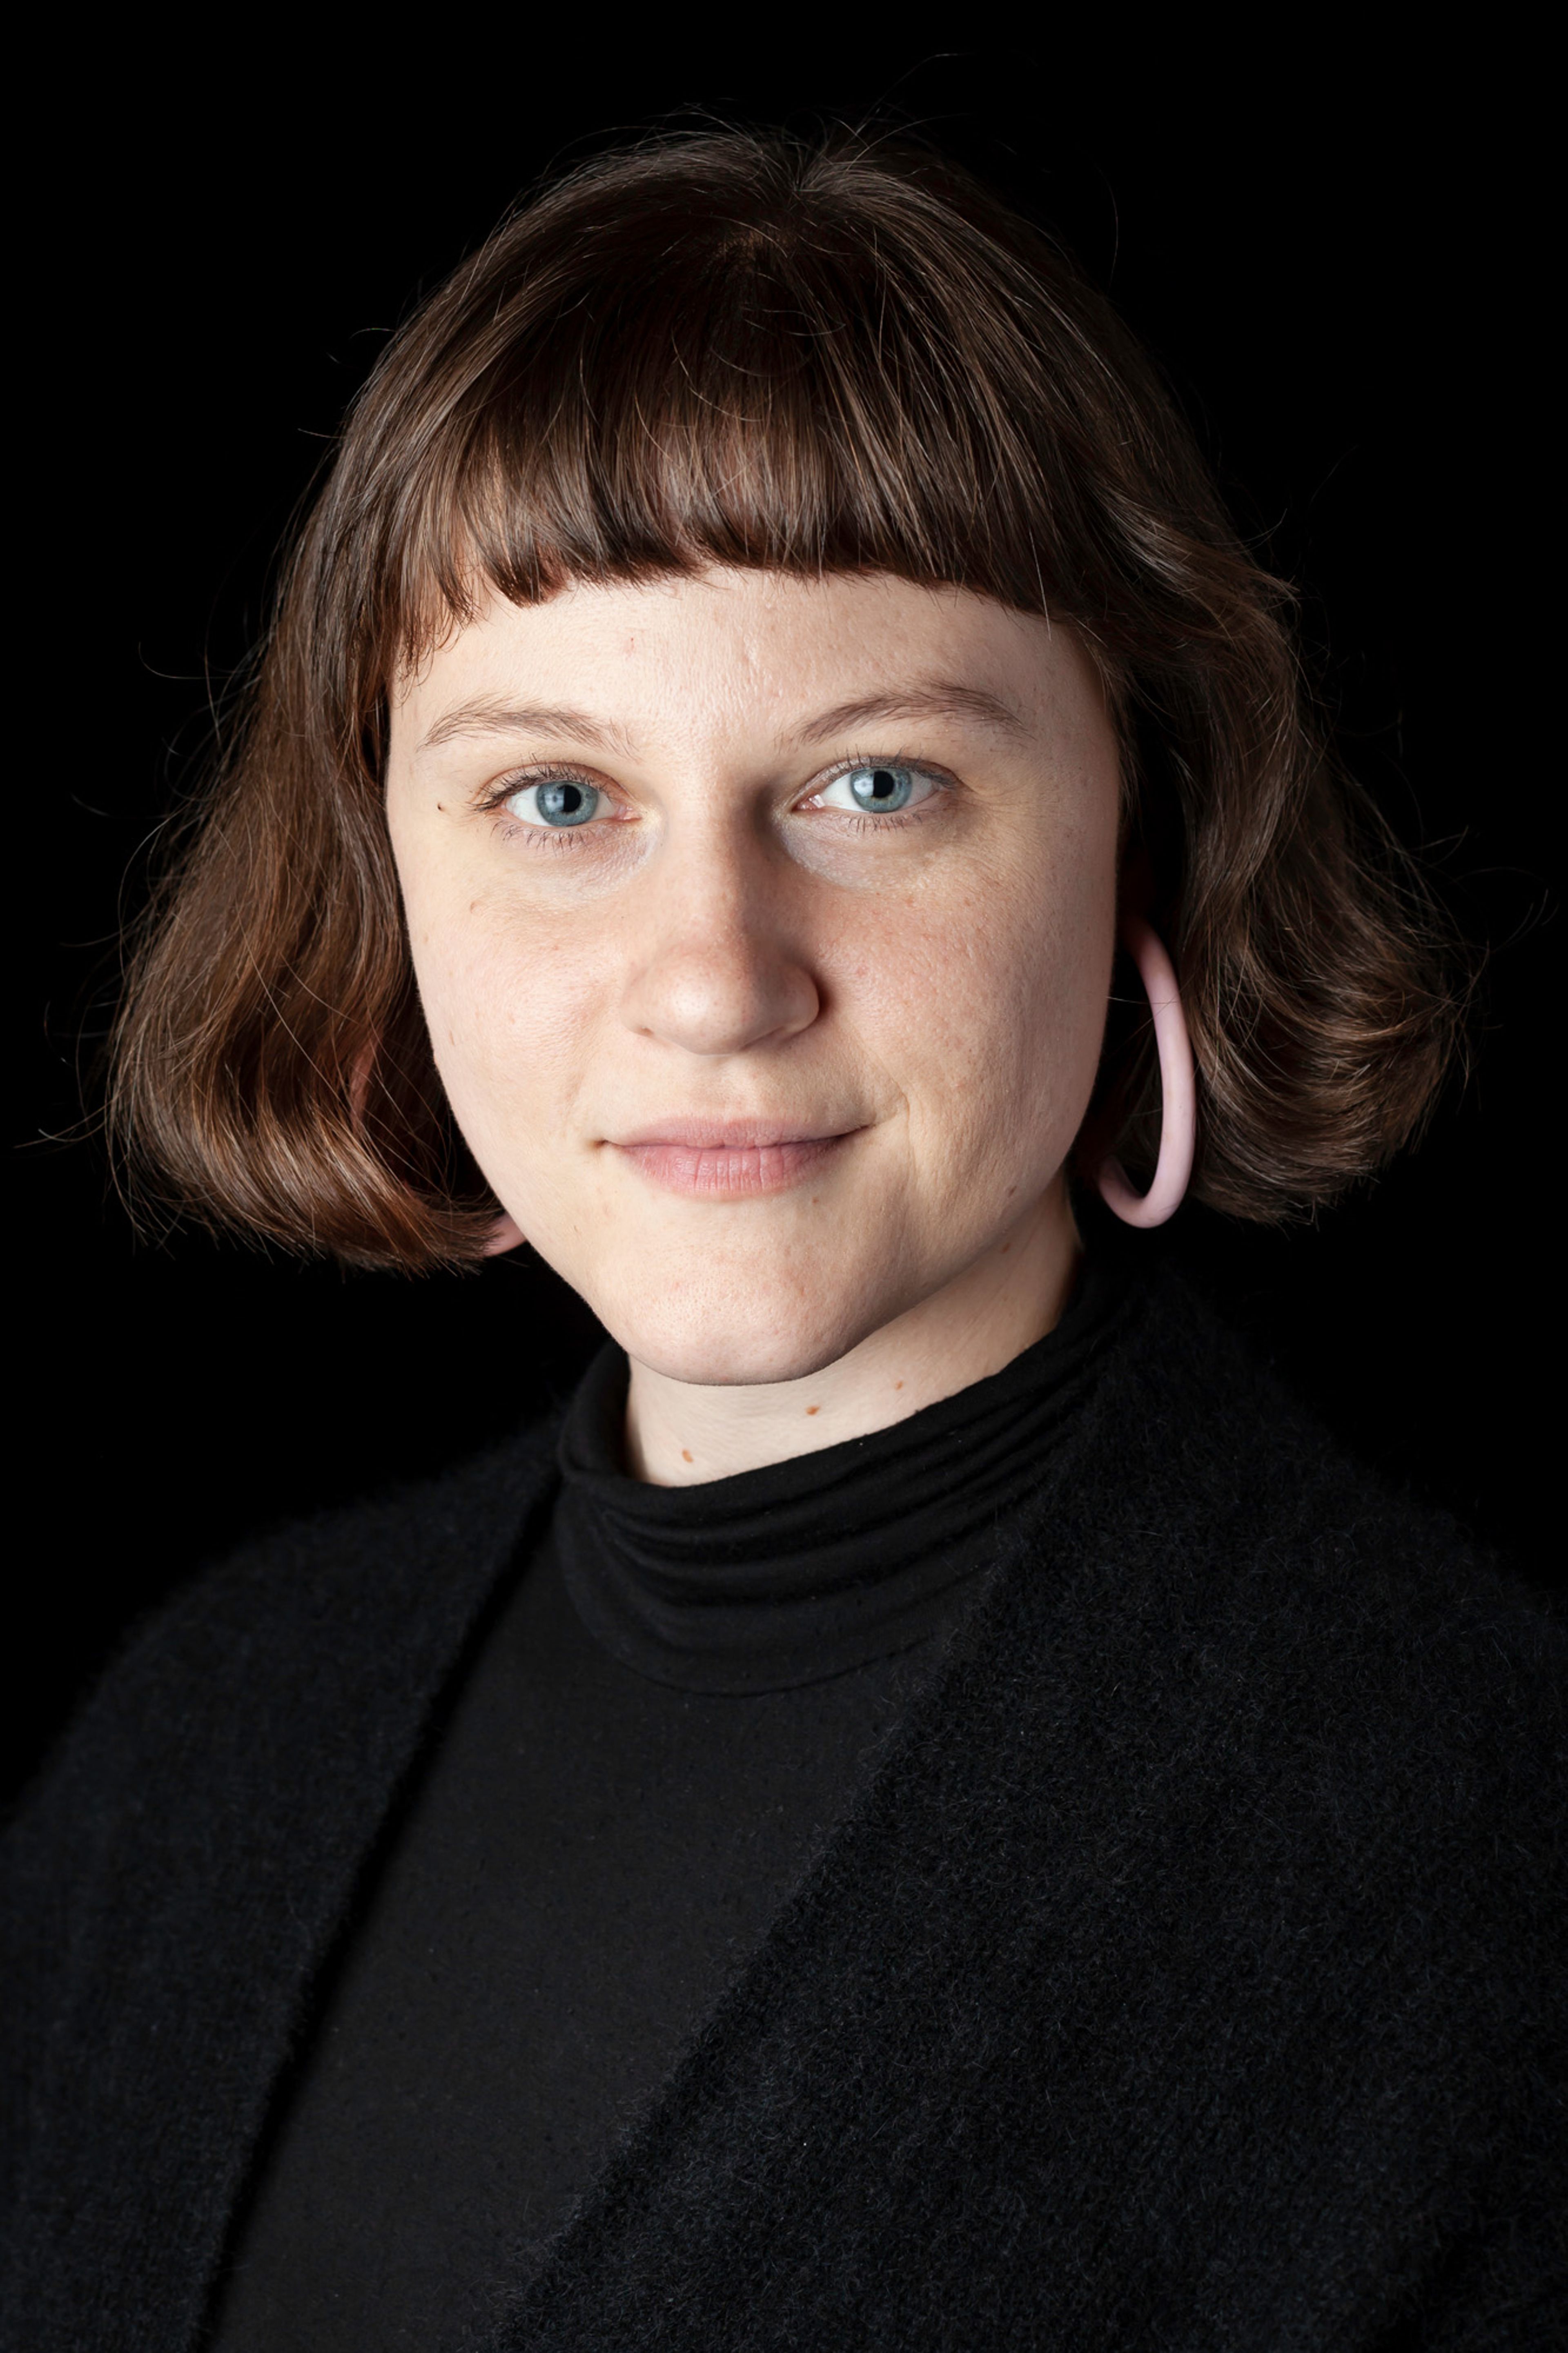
[386, 569, 1123, 1485]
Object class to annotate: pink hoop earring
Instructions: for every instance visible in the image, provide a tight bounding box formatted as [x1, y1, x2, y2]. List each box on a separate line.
[1096, 916, 1196, 1229]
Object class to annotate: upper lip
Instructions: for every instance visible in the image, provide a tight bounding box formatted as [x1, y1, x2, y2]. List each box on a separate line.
[609, 1120, 861, 1149]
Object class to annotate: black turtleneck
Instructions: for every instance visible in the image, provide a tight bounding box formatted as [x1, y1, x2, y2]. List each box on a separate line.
[211, 1255, 1129, 2353]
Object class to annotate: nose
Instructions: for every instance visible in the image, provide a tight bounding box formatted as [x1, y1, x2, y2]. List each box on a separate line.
[619, 834, 820, 1059]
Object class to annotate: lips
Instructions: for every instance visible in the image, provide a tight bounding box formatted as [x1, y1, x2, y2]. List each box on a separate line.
[609, 1122, 860, 1197]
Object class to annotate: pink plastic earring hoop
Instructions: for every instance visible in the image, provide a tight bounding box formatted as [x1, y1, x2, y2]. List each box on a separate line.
[1096, 916, 1196, 1229]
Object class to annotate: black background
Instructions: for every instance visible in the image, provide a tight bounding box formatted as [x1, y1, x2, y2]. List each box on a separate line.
[11, 36, 1555, 1800]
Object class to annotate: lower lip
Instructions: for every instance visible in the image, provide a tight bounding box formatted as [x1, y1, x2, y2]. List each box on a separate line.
[615, 1135, 853, 1197]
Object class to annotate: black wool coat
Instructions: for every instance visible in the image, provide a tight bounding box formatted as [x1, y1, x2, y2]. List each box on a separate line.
[3, 1273, 1564, 2351]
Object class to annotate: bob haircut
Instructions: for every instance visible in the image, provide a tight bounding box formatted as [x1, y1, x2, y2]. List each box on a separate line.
[109, 129, 1458, 1271]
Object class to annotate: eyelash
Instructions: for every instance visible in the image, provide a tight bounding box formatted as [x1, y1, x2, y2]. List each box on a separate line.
[812, 752, 951, 832]
[480, 754, 951, 837]
[479, 763, 609, 814]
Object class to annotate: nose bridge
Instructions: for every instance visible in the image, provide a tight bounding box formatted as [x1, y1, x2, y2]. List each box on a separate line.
[621, 805, 818, 1058]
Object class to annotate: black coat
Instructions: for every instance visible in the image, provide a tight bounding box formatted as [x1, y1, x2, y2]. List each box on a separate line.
[3, 1274, 1564, 2351]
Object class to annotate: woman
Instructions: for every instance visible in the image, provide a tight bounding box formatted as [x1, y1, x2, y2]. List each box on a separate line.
[3, 131, 1561, 2351]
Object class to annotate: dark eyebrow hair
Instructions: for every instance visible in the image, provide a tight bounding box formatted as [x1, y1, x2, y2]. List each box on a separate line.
[415, 700, 640, 758]
[791, 684, 1031, 747]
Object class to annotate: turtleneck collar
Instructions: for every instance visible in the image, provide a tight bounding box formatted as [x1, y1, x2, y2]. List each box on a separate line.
[553, 1243, 1135, 1695]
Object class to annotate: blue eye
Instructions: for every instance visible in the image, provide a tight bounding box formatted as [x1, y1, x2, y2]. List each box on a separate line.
[817, 763, 929, 816]
[849, 763, 913, 812]
[508, 779, 602, 827]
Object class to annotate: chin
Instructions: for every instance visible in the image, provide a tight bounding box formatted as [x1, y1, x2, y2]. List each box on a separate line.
[595, 1267, 890, 1390]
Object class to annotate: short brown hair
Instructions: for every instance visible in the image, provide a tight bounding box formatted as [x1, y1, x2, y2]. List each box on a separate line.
[109, 129, 1460, 1270]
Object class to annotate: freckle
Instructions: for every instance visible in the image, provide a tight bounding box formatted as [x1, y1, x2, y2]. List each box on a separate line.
[811, 1196, 820, 1206]
[681, 1448, 693, 1463]
[895, 1381, 904, 1391]
[805, 1405, 820, 1416]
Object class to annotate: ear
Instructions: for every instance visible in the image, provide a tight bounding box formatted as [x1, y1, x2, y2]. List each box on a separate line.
[483, 1213, 526, 1256]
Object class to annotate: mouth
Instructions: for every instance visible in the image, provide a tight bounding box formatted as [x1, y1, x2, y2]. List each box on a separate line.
[608, 1121, 864, 1198]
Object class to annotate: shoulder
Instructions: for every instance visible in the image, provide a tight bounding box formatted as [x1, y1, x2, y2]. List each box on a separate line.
[0, 1416, 562, 2288]
[1, 1418, 559, 2031]
[1, 1416, 560, 2208]
[958, 1274, 1565, 2205]
[1019, 1261, 1565, 1927]
[15, 1417, 559, 1812]
[1104, 1260, 1558, 1652]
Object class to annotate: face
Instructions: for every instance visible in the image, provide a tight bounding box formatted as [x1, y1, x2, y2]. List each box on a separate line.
[386, 569, 1121, 1386]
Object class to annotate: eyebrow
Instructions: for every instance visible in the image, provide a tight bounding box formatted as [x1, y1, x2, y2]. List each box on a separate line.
[416, 700, 640, 758]
[415, 680, 1030, 761]
[789, 685, 1031, 747]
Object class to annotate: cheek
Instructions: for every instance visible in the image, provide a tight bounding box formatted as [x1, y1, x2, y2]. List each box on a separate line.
[403, 879, 588, 1131]
[842, 834, 1114, 1160]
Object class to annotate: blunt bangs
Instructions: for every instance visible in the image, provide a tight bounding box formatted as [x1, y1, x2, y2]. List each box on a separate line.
[334, 141, 1166, 702]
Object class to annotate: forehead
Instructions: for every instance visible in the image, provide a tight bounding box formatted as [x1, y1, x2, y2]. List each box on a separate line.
[392, 569, 1095, 757]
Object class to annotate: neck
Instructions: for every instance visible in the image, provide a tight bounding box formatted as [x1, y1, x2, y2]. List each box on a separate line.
[623, 1179, 1081, 1485]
